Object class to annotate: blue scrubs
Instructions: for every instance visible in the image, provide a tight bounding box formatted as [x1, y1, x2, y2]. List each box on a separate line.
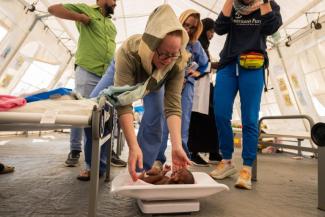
[156, 41, 209, 164]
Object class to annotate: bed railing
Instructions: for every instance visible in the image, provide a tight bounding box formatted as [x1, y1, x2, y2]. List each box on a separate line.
[253, 115, 325, 211]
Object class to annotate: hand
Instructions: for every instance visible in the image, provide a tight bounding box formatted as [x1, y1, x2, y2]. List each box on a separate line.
[211, 61, 219, 70]
[78, 13, 91, 25]
[128, 145, 143, 181]
[171, 147, 192, 172]
[188, 70, 200, 78]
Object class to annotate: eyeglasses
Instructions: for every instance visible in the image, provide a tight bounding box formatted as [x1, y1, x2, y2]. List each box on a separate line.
[183, 23, 197, 33]
[156, 49, 181, 61]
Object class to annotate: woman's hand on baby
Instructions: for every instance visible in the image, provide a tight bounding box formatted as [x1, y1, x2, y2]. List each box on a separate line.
[171, 148, 192, 172]
[128, 145, 143, 181]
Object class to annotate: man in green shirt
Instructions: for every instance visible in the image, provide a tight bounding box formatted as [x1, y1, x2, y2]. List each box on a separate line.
[48, 0, 118, 167]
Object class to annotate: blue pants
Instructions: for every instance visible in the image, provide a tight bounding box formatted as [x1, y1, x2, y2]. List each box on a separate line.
[84, 62, 115, 173]
[156, 81, 193, 164]
[137, 88, 165, 170]
[213, 62, 264, 166]
[84, 64, 114, 174]
[70, 66, 100, 152]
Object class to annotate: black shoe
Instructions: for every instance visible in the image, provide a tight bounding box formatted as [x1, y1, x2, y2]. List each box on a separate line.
[191, 154, 209, 167]
[111, 152, 127, 167]
[208, 153, 222, 164]
[65, 150, 80, 167]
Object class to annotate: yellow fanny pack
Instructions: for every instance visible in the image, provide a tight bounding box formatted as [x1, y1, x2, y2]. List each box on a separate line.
[239, 52, 264, 69]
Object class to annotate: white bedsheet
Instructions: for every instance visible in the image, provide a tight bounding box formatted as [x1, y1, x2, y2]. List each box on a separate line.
[0, 97, 97, 126]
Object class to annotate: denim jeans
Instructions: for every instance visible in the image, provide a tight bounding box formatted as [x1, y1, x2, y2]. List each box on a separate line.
[84, 61, 115, 172]
[70, 66, 100, 152]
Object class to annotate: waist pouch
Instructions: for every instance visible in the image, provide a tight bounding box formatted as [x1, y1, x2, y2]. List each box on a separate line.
[239, 52, 264, 69]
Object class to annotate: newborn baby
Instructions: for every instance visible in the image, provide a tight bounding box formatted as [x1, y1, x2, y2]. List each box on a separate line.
[139, 165, 195, 185]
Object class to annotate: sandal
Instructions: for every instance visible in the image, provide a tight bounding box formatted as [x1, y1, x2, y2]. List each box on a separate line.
[77, 169, 91, 181]
[77, 169, 104, 181]
[0, 163, 15, 174]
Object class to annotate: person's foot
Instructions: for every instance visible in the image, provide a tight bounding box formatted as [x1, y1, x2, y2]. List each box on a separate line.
[77, 169, 104, 181]
[111, 152, 127, 167]
[191, 153, 209, 167]
[235, 167, 252, 190]
[0, 163, 15, 174]
[208, 153, 222, 164]
[64, 150, 81, 167]
[209, 160, 237, 179]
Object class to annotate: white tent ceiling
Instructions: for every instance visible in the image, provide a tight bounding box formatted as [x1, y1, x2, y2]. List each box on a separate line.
[23, 0, 325, 58]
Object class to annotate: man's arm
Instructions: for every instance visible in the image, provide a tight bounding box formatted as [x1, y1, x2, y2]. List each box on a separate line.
[48, 4, 90, 24]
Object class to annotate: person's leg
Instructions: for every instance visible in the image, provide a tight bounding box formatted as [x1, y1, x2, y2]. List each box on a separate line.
[209, 83, 223, 164]
[213, 63, 238, 161]
[90, 59, 115, 98]
[210, 63, 238, 179]
[83, 61, 119, 175]
[156, 81, 195, 165]
[235, 66, 264, 190]
[238, 67, 264, 166]
[155, 118, 169, 164]
[137, 88, 164, 171]
[180, 82, 194, 158]
[66, 66, 100, 167]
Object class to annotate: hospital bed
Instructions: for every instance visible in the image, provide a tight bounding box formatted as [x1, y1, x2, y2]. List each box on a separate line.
[252, 115, 325, 211]
[0, 96, 115, 217]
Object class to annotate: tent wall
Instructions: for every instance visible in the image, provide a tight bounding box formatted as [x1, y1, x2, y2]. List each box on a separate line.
[0, 1, 72, 95]
[268, 15, 325, 123]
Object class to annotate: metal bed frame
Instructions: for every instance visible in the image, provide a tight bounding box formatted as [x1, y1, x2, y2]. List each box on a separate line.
[0, 96, 116, 217]
[252, 115, 324, 211]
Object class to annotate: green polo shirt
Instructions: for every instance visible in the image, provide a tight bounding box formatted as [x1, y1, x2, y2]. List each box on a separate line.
[63, 3, 116, 77]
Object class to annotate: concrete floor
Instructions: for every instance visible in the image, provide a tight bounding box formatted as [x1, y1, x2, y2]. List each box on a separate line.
[0, 132, 324, 217]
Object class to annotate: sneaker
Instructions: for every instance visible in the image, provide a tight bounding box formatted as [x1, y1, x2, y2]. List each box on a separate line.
[191, 153, 209, 167]
[235, 167, 252, 190]
[208, 153, 222, 165]
[209, 161, 237, 179]
[64, 150, 80, 167]
[111, 152, 127, 167]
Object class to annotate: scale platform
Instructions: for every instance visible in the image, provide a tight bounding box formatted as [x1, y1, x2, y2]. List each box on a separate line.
[137, 199, 200, 214]
[111, 172, 229, 214]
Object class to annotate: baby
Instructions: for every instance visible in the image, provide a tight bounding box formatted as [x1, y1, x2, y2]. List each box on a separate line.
[139, 165, 195, 185]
